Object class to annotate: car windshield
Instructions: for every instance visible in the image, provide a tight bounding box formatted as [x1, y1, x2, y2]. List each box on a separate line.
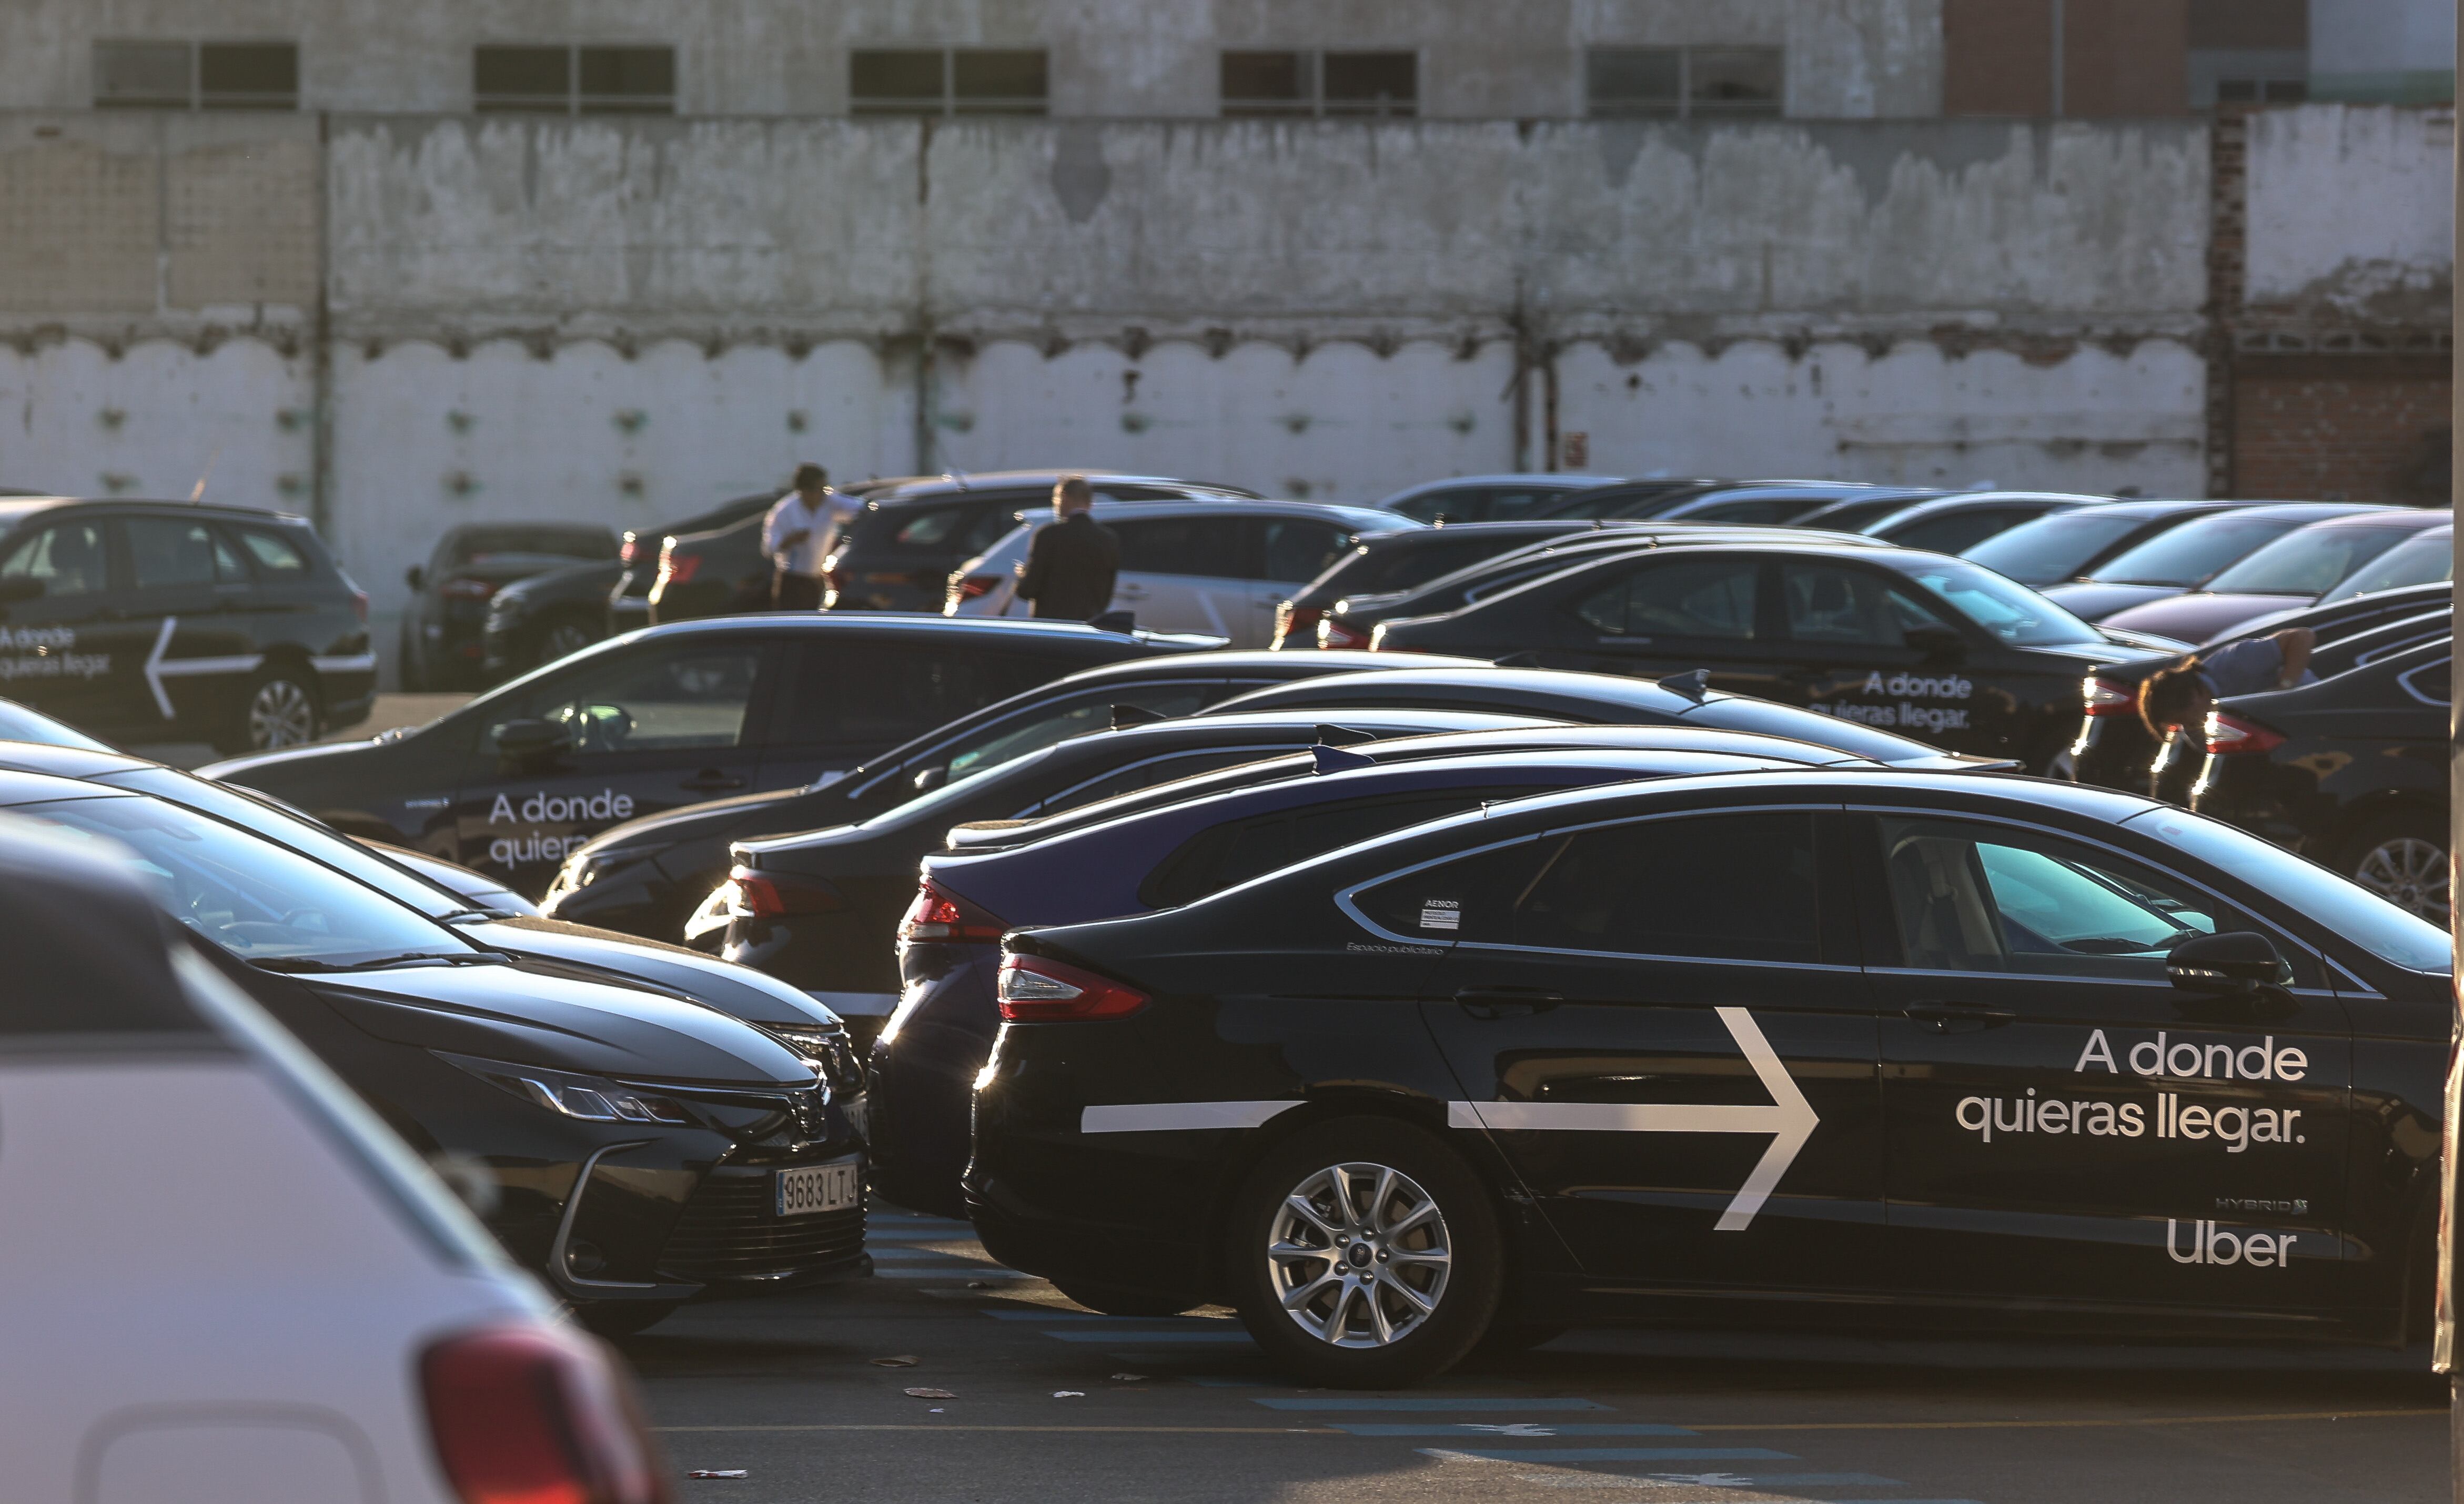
[2125, 806, 2451, 973]
[1906, 562, 2103, 646]
[2082, 515, 2310, 587]
[14, 795, 474, 967]
[2317, 530, 2454, 604]
[2204, 524, 2414, 597]
[1963, 512, 2157, 587]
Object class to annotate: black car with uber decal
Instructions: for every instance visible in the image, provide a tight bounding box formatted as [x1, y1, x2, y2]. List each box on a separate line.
[199, 615, 1217, 902]
[1368, 542, 2185, 771]
[0, 496, 372, 752]
[969, 771, 2450, 1384]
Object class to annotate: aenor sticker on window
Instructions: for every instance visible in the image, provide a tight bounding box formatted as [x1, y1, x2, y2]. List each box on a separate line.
[1418, 899, 1461, 932]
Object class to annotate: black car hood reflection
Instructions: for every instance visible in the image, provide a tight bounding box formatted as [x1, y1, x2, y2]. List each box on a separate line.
[303, 957, 815, 1085]
[459, 915, 841, 1031]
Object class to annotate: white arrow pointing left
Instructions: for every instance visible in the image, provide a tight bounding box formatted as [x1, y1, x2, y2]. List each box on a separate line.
[1446, 1005, 1819, 1231]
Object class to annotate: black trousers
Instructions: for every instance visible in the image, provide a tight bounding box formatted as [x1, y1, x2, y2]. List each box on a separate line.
[772, 571, 823, 611]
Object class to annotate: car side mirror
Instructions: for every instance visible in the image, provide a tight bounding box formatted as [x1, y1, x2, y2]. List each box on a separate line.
[2166, 931, 2292, 998]
[0, 577, 44, 605]
[1903, 622, 1966, 664]
[492, 717, 568, 766]
[911, 765, 948, 793]
[406, 565, 427, 591]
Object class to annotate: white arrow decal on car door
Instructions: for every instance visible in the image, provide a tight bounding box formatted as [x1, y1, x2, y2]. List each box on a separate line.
[143, 615, 264, 719]
[1445, 1005, 1818, 1232]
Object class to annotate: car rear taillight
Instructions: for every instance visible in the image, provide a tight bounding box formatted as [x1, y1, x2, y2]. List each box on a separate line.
[900, 879, 1006, 944]
[421, 1324, 671, 1504]
[2082, 675, 2137, 717]
[659, 549, 701, 586]
[440, 577, 499, 600]
[997, 954, 1149, 1021]
[2202, 710, 2286, 756]
[619, 533, 642, 566]
[1317, 615, 1369, 650]
[723, 865, 846, 918]
[1274, 603, 1318, 649]
[951, 573, 999, 601]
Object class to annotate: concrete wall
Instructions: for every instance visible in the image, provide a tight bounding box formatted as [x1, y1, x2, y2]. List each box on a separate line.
[1, 105, 2446, 643]
[0, 0, 1942, 119]
[2243, 104, 2455, 328]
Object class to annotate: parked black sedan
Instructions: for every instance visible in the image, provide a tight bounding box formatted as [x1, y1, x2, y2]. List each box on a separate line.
[537, 649, 1479, 946]
[1365, 543, 2185, 769]
[875, 728, 1914, 1216]
[1859, 492, 2108, 554]
[970, 770, 2450, 1383]
[721, 710, 1548, 1044]
[3, 770, 865, 1335]
[200, 616, 1217, 901]
[1273, 521, 1605, 650]
[610, 491, 792, 637]
[2192, 636, 2451, 922]
[1960, 499, 2244, 589]
[400, 522, 616, 690]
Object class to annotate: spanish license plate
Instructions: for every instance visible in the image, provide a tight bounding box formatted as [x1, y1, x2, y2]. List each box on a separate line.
[775, 1157, 861, 1217]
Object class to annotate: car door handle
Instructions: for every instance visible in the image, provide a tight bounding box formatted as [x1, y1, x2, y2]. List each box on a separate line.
[1903, 1002, 2017, 1033]
[1455, 986, 1563, 1020]
[680, 769, 748, 793]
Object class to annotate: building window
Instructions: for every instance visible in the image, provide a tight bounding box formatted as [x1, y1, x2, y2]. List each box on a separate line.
[94, 40, 298, 109]
[1587, 45, 1782, 119]
[1221, 51, 1417, 117]
[475, 45, 674, 115]
[851, 49, 1048, 115]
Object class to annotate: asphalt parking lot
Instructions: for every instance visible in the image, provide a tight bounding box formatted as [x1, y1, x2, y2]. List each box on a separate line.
[620, 1205, 2448, 1504]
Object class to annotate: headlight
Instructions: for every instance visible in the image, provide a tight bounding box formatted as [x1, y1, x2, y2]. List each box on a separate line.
[767, 1025, 861, 1089]
[438, 1052, 696, 1125]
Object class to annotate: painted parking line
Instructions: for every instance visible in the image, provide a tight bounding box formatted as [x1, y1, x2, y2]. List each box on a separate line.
[1255, 1397, 1610, 1412]
[1422, 1447, 1796, 1463]
[1045, 1329, 1256, 1344]
[1512, 1472, 1905, 1489]
[1334, 1423, 1698, 1437]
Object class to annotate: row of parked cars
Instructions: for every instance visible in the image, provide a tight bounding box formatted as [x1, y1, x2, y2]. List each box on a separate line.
[180, 594, 2448, 1387]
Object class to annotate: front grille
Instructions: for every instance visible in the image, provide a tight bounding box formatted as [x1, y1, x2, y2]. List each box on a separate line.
[658, 1166, 866, 1280]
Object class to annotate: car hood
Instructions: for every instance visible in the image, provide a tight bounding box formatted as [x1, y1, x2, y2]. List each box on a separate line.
[2097, 592, 2314, 643]
[306, 957, 814, 1084]
[197, 736, 388, 783]
[574, 785, 809, 859]
[2039, 582, 2180, 621]
[458, 916, 841, 1031]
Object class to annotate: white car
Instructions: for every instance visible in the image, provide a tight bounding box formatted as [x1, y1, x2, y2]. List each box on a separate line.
[0, 819, 668, 1504]
[946, 500, 1421, 648]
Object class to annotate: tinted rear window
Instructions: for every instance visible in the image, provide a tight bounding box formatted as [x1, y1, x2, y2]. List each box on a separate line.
[449, 527, 614, 563]
[2084, 515, 2310, 587]
[1963, 511, 2151, 587]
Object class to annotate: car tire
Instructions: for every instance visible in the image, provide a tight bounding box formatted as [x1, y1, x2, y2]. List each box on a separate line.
[535, 615, 599, 670]
[1052, 1280, 1203, 1318]
[1226, 1115, 1501, 1388]
[575, 1300, 681, 1339]
[215, 667, 322, 754]
[2342, 810, 2449, 924]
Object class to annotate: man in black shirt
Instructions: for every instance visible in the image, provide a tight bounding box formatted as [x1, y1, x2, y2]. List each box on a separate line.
[1017, 475, 1120, 621]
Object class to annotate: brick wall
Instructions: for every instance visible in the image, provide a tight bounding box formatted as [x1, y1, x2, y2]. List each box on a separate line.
[2231, 354, 2453, 501]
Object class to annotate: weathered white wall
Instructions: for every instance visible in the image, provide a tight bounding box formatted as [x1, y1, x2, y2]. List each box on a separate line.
[1556, 337, 2207, 495]
[0, 338, 312, 506]
[0, 0, 1941, 118]
[2243, 104, 2455, 325]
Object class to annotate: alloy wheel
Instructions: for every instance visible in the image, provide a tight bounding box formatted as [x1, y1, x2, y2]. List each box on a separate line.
[248, 679, 317, 749]
[1266, 1160, 1451, 1348]
[2354, 836, 2449, 922]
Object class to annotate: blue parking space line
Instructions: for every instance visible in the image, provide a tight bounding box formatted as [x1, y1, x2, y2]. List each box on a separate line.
[1045, 1330, 1256, 1343]
[1421, 1447, 1795, 1463]
[1256, 1397, 1609, 1412]
[1334, 1423, 1698, 1437]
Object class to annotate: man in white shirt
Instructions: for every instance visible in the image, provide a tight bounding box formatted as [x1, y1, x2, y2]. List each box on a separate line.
[762, 462, 859, 610]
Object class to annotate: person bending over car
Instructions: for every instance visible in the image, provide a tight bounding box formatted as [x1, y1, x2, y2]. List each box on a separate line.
[2137, 628, 2316, 797]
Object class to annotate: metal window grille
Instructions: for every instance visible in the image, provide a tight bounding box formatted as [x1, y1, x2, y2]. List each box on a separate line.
[476, 44, 674, 115]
